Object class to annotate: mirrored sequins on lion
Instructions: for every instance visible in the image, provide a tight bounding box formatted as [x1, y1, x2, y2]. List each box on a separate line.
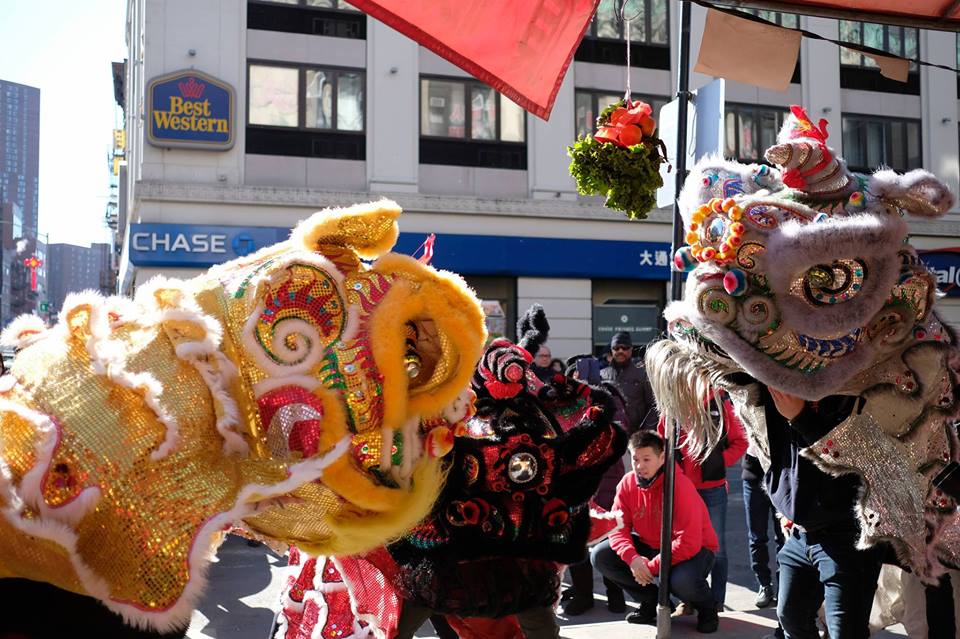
[0, 200, 486, 631]
[647, 106, 960, 582]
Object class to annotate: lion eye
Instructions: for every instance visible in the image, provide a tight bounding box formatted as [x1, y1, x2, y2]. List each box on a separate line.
[790, 259, 866, 306]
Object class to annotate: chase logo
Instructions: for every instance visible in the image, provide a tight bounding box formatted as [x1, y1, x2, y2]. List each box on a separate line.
[147, 70, 235, 150]
[232, 234, 257, 257]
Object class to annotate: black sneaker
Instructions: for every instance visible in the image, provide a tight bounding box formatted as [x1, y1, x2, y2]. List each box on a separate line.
[625, 603, 657, 625]
[696, 607, 719, 634]
[756, 585, 776, 608]
[560, 587, 576, 602]
[561, 594, 594, 616]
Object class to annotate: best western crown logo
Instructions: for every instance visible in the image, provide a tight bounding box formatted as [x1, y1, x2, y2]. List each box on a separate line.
[148, 70, 234, 150]
[178, 77, 206, 99]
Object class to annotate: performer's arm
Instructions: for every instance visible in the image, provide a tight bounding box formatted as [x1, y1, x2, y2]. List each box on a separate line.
[769, 388, 857, 445]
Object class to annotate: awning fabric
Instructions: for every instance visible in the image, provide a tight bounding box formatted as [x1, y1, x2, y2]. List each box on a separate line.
[348, 0, 599, 120]
[767, 0, 960, 28]
[350, 1, 960, 120]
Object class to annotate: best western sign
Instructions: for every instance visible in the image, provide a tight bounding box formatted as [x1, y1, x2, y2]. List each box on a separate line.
[147, 70, 235, 150]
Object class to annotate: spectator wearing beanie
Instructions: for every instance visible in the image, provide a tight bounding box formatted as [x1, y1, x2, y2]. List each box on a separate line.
[600, 332, 658, 433]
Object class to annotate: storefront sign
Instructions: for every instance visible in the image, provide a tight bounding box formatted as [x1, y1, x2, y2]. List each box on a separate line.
[129, 224, 674, 282]
[592, 304, 660, 347]
[919, 249, 960, 297]
[129, 224, 287, 267]
[147, 70, 235, 150]
[392, 234, 672, 280]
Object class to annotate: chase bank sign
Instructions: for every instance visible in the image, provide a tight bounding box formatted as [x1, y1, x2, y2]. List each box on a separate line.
[129, 223, 289, 268]
[147, 70, 235, 150]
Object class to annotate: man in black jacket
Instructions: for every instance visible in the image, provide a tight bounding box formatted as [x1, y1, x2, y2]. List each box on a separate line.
[763, 386, 883, 639]
[600, 332, 658, 433]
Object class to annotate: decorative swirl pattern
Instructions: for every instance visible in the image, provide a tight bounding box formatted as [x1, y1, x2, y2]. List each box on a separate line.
[741, 295, 777, 332]
[254, 264, 346, 366]
[697, 288, 736, 326]
[736, 242, 766, 270]
[743, 204, 779, 230]
[790, 259, 866, 308]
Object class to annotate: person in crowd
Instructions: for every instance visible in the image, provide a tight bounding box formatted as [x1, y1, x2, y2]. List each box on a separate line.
[560, 354, 628, 616]
[592, 431, 719, 634]
[549, 357, 565, 374]
[600, 332, 658, 433]
[763, 387, 883, 639]
[661, 391, 747, 614]
[742, 448, 784, 610]
[530, 343, 555, 383]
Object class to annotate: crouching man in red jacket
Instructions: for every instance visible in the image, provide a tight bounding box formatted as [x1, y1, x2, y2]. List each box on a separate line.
[591, 430, 720, 634]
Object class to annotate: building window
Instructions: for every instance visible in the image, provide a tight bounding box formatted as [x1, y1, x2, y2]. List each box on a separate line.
[841, 114, 921, 173]
[734, 8, 798, 28]
[588, 0, 668, 45]
[247, 63, 365, 159]
[419, 77, 526, 169]
[838, 21, 919, 94]
[575, 90, 668, 139]
[420, 78, 524, 143]
[575, 0, 669, 68]
[724, 104, 789, 163]
[247, 0, 365, 38]
[254, 0, 358, 8]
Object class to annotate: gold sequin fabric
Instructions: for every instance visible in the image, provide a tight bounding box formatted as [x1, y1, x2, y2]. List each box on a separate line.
[0, 200, 487, 629]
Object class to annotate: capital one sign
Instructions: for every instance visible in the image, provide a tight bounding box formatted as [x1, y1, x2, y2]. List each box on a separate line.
[919, 249, 960, 297]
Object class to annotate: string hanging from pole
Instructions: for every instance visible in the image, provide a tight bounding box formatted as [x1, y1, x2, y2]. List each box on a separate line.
[619, 0, 644, 103]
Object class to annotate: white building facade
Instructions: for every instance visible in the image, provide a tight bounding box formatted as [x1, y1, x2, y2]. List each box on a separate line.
[118, 0, 960, 358]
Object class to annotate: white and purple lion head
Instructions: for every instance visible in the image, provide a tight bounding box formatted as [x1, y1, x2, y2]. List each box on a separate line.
[648, 106, 960, 580]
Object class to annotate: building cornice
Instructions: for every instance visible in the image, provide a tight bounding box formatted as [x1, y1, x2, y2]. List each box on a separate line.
[133, 180, 673, 224]
[133, 181, 960, 237]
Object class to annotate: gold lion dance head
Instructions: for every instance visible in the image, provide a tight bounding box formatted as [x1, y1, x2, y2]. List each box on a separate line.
[0, 200, 486, 630]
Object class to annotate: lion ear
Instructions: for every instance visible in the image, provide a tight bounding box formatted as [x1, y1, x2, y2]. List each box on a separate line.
[291, 199, 401, 262]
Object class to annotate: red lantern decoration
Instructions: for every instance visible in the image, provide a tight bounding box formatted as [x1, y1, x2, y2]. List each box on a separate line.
[23, 255, 42, 292]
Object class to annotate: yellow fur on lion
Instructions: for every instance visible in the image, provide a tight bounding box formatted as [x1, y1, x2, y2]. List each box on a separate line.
[0, 200, 485, 631]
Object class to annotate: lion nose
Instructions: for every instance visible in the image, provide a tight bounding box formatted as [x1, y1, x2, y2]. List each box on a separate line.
[258, 386, 326, 458]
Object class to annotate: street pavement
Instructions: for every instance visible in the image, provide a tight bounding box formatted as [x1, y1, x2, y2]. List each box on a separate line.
[187, 467, 908, 639]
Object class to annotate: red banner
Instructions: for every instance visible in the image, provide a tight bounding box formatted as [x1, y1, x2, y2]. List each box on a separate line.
[349, 0, 599, 120]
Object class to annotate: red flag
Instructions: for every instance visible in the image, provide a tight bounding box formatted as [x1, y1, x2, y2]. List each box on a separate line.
[417, 233, 436, 264]
[348, 0, 599, 120]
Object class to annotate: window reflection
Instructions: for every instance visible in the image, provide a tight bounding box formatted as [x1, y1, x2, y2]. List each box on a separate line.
[724, 104, 789, 163]
[249, 64, 364, 131]
[841, 115, 921, 173]
[588, 0, 668, 45]
[249, 65, 299, 127]
[420, 78, 525, 143]
[839, 21, 918, 70]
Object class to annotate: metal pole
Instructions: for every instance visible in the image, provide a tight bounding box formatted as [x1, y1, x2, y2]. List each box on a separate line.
[657, 1, 692, 636]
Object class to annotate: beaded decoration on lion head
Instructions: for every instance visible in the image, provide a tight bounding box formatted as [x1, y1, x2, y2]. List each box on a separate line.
[647, 106, 960, 582]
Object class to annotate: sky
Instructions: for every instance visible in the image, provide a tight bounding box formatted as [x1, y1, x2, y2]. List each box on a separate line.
[0, 0, 127, 247]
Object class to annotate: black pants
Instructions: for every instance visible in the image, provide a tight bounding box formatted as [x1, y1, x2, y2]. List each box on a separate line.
[0, 579, 188, 639]
[394, 600, 559, 639]
[591, 535, 715, 611]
